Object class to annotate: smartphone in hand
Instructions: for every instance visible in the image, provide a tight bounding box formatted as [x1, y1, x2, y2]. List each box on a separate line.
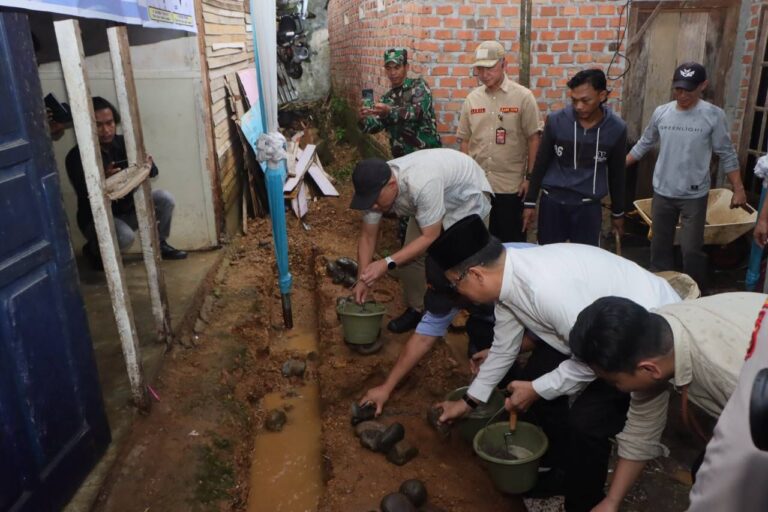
[362, 89, 374, 109]
[44, 93, 72, 123]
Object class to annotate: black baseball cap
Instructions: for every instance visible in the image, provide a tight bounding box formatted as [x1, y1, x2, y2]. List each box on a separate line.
[672, 62, 706, 91]
[350, 158, 392, 210]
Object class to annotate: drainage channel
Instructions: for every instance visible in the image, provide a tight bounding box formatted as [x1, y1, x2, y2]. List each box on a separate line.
[246, 326, 323, 512]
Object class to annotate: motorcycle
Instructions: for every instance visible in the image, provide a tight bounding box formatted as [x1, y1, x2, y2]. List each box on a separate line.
[276, 0, 312, 80]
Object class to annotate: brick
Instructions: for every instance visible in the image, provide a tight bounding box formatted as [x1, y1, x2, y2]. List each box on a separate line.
[540, 6, 557, 16]
[540, 30, 557, 41]
[419, 16, 440, 27]
[578, 30, 596, 40]
[537, 77, 553, 87]
[551, 42, 569, 52]
[537, 54, 555, 64]
[545, 88, 561, 99]
[596, 30, 616, 39]
[559, 30, 576, 40]
[590, 42, 605, 52]
[456, 30, 474, 40]
[501, 6, 519, 16]
[532, 18, 548, 29]
[431, 65, 449, 75]
[434, 29, 453, 39]
[458, 5, 474, 15]
[479, 7, 497, 16]
[579, 5, 597, 16]
[441, 77, 458, 87]
[598, 5, 616, 15]
[569, 18, 587, 28]
[577, 53, 594, 64]
[444, 18, 463, 28]
[590, 17, 608, 28]
[415, 40, 440, 52]
[436, 6, 453, 15]
[561, 6, 577, 15]
[551, 17, 568, 28]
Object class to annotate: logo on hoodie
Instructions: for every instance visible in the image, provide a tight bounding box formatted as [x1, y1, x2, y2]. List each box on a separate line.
[554, 144, 563, 157]
[594, 150, 607, 163]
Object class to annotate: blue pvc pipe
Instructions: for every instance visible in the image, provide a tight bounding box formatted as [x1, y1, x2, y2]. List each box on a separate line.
[746, 183, 767, 291]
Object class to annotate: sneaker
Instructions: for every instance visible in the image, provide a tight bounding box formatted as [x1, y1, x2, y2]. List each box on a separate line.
[386, 307, 423, 333]
[82, 242, 103, 271]
[160, 241, 187, 260]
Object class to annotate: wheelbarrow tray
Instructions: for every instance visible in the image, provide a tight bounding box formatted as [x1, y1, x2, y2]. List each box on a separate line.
[633, 188, 757, 246]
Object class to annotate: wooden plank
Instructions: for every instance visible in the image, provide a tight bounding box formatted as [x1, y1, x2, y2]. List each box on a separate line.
[308, 164, 340, 197]
[204, 22, 245, 35]
[206, 33, 248, 45]
[283, 144, 316, 192]
[211, 41, 246, 51]
[202, 11, 245, 25]
[641, 11, 680, 129]
[203, 0, 245, 12]
[207, 52, 250, 70]
[108, 26, 172, 346]
[291, 182, 310, 218]
[202, 3, 245, 18]
[55, 19, 148, 409]
[208, 60, 252, 80]
[104, 163, 151, 199]
[206, 46, 243, 58]
[676, 12, 708, 64]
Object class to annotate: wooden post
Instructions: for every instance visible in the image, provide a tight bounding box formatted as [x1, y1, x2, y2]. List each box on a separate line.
[54, 19, 148, 410]
[519, 0, 532, 88]
[107, 26, 173, 345]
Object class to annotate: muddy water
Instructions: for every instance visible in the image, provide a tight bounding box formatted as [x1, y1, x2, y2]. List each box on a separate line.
[247, 384, 322, 512]
[247, 322, 322, 512]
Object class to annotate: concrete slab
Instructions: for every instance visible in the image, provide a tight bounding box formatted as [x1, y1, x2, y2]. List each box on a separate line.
[64, 248, 223, 511]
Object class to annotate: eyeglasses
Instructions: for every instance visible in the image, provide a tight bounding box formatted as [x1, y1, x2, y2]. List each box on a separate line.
[448, 267, 471, 291]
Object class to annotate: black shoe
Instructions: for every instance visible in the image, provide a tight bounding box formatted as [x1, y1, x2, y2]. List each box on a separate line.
[523, 467, 566, 499]
[160, 241, 187, 260]
[387, 307, 423, 333]
[82, 242, 103, 271]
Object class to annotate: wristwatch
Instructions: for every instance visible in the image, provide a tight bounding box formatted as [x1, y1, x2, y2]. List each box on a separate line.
[385, 256, 397, 270]
[462, 392, 479, 410]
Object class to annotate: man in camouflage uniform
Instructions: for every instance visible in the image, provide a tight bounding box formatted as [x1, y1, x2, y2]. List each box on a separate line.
[359, 48, 441, 158]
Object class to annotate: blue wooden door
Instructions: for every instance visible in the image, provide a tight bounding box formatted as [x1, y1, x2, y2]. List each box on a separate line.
[0, 11, 110, 512]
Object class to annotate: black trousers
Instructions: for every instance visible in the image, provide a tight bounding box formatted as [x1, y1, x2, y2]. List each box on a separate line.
[514, 341, 630, 512]
[537, 193, 602, 246]
[489, 193, 526, 242]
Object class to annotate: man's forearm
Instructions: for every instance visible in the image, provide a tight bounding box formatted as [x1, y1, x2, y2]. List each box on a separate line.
[726, 168, 744, 189]
[381, 333, 438, 392]
[357, 226, 378, 274]
[459, 139, 469, 154]
[604, 458, 648, 507]
[527, 133, 541, 173]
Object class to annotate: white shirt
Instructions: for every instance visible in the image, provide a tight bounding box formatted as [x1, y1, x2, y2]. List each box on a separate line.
[617, 293, 764, 462]
[468, 243, 682, 402]
[362, 148, 492, 229]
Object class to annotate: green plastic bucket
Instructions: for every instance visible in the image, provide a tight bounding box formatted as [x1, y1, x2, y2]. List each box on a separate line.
[444, 386, 506, 443]
[473, 421, 549, 494]
[336, 298, 386, 345]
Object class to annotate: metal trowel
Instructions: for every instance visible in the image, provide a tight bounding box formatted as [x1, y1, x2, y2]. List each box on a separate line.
[504, 411, 518, 453]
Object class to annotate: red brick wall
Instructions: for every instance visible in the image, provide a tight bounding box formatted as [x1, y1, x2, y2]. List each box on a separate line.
[328, 0, 629, 147]
[329, 0, 762, 154]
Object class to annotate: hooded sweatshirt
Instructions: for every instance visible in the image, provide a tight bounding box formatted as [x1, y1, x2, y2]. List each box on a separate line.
[524, 105, 627, 216]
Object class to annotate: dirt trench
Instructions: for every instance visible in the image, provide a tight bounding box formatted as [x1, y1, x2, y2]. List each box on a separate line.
[91, 173, 697, 511]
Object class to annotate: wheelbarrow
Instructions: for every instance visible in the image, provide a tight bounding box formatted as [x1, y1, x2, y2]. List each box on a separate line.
[633, 188, 757, 246]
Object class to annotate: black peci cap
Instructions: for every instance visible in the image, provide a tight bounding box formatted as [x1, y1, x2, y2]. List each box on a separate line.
[672, 62, 706, 91]
[350, 158, 392, 210]
[427, 214, 490, 271]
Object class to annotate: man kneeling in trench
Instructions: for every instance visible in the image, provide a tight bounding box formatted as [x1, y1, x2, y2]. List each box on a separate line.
[428, 215, 681, 511]
[568, 293, 766, 512]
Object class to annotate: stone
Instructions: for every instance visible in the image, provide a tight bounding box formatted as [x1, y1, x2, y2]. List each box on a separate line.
[426, 406, 451, 439]
[281, 359, 306, 378]
[380, 492, 416, 512]
[359, 429, 382, 452]
[199, 295, 215, 323]
[378, 422, 405, 453]
[350, 402, 376, 425]
[354, 420, 386, 438]
[335, 257, 358, 276]
[341, 274, 357, 287]
[386, 440, 418, 466]
[193, 317, 207, 334]
[265, 409, 287, 432]
[399, 479, 427, 508]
